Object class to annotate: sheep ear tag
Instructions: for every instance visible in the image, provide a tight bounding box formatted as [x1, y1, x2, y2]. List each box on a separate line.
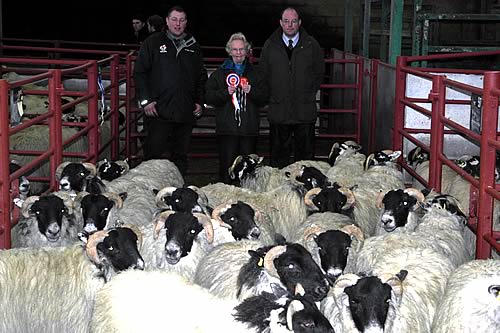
[257, 257, 264, 267]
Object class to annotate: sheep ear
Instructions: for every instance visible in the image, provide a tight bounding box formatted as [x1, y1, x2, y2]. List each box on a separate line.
[119, 192, 128, 201]
[396, 270, 408, 282]
[274, 233, 287, 245]
[152, 189, 159, 196]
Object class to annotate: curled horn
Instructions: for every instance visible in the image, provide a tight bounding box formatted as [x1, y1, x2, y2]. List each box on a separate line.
[303, 225, 323, 241]
[187, 185, 209, 208]
[73, 191, 90, 208]
[228, 155, 244, 178]
[340, 224, 364, 241]
[376, 190, 385, 209]
[286, 299, 305, 331]
[120, 223, 143, 251]
[304, 187, 322, 209]
[193, 212, 214, 244]
[334, 273, 360, 289]
[85, 230, 109, 264]
[82, 162, 97, 176]
[21, 195, 40, 218]
[96, 158, 109, 171]
[263, 245, 287, 278]
[53, 191, 75, 214]
[364, 153, 375, 170]
[154, 186, 177, 208]
[115, 160, 130, 174]
[153, 210, 176, 240]
[103, 192, 124, 209]
[211, 202, 234, 229]
[344, 140, 362, 151]
[338, 187, 355, 210]
[55, 161, 72, 180]
[403, 188, 425, 203]
[379, 272, 405, 299]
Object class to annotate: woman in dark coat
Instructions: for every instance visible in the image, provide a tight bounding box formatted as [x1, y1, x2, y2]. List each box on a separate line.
[205, 32, 268, 183]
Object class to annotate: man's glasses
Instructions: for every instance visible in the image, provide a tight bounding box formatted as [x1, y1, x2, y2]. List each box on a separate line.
[281, 19, 299, 25]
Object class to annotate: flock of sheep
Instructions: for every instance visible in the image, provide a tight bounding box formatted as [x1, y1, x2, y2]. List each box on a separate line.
[1, 140, 499, 333]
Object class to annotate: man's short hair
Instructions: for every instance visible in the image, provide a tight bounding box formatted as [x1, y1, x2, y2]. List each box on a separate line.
[280, 7, 300, 20]
[132, 13, 146, 23]
[167, 5, 187, 18]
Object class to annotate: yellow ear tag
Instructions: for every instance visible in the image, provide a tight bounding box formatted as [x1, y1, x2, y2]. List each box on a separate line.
[257, 257, 264, 267]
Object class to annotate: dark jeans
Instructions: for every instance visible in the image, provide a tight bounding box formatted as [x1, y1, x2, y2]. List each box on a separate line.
[143, 117, 193, 176]
[269, 123, 315, 168]
[217, 135, 257, 184]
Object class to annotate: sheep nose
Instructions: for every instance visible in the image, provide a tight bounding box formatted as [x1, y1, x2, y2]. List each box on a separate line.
[249, 227, 261, 239]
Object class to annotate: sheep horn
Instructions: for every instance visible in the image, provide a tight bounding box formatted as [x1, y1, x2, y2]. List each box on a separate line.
[73, 191, 90, 208]
[340, 224, 364, 241]
[376, 190, 385, 209]
[154, 186, 177, 209]
[153, 210, 176, 240]
[85, 230, 109, 264]
[303, 225, 323, 241]
[334, 273, 360, 289]
[263, 245, 287, 278]
[82, 162, 97, 176]
[21, 195, 40, 218]
[344, 140, 362, 151]
[115, 160, 130, 174]
[403, 188, 425, 203]
[96, 158, 108, 170]
[53, 191, 75, 215]
[103, 192, 124, 209]
[304, 187, 322, 209]
[364, 153, 375, 171]
[211, 202, 234, 229]
[338, 187, 355, 210]
[228, 155, 244, 177]
[187, 185, 209, 208]
[120, 223, 143, 251]
[286, 299, 305, 331]
[379, 272, 405, 299]
[55, 161, 72, 181]
[193, 212, 214, 244]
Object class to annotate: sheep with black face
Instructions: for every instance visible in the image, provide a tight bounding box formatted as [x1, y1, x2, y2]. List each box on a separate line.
[11, 192, 79, 248]
[0, 226, 143, 333]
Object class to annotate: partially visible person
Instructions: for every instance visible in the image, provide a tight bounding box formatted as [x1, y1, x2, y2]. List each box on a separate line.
[205, 32, 268, 184]
[147, 14, 165, 33]
[134, 6, 207, 176]
[259, 7, 325, 168]
[131, 14, 149, 43]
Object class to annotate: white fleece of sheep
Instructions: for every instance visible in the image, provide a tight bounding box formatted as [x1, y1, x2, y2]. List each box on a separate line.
[432, 259, 500, 333]
[90, 270, 253, 333]
[0, 244, 104, 333]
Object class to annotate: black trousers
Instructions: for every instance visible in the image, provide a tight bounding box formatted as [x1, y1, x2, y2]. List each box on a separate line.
[217, 135, 257, 184]
[143, 117, 193, 176]
[269, 123, 315, 168]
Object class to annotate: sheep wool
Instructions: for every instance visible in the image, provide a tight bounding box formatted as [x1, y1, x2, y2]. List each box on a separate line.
[0, 244, 104, 333]
[432, 259, 500, 333]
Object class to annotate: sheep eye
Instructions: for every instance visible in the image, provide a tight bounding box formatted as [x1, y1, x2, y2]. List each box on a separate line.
[403, 201, 408, 206]
[230, 217, 235, 221]
[190, 229, 196, 234]
[307, 178, 311, 182]
[103, 207, 109, 211]
[175, 199, 180, 203]
[288, 263, 294, 269]
[108, 246, 114, 251]
[35, 211, 40, 215]
[80, 172, 85, 176]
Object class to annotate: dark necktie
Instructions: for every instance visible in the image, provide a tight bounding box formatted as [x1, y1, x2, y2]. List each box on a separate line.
[288, 39, 294, 50]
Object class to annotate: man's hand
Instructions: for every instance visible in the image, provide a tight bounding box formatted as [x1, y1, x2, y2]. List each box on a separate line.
[227, 85, 236, 95]
[241, 83, 251, 94]
[143, 101, 158, 117]
[193, 103, 202, 118]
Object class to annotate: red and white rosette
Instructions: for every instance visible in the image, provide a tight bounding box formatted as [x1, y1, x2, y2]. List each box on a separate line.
[226, 73, 241, 112]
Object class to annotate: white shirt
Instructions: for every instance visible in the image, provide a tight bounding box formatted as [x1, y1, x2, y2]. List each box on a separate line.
[282, 33, 299, 48]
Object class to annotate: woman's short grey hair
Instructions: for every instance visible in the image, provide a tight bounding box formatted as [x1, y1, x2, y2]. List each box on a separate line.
[225, 32, 251, 54]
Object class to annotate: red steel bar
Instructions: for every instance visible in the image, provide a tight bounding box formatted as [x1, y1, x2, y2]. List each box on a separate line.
[0, 80, 11, 249]
[428, 75, 446, 193]
[476, 71, 500, 258]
